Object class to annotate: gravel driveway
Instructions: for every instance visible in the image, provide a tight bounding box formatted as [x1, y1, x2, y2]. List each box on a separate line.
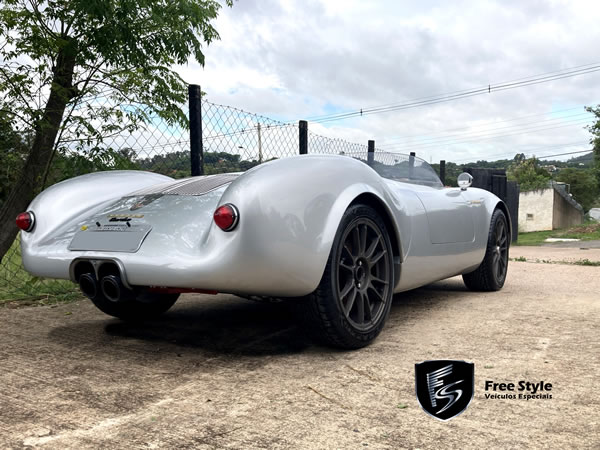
[1, 246, 598, 449]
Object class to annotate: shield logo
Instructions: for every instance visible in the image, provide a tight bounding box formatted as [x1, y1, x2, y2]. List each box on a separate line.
[415, 360, 474, 421]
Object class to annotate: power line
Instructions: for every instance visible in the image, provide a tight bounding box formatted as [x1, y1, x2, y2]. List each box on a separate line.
[495, 148, 592, 162]
[449, 141, 590, 163]
[379, 111, 591, 148]
[377, 105, 589, 143]
[450, 148, 592, 165]
[534, 149, 593, 160]
[339, 62, 600, 115]
[381, 118, 592, 152]
[304, 63, 600, 124]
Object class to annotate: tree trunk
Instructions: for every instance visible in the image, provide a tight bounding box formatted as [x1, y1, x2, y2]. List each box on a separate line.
[0, 42, 77, 262]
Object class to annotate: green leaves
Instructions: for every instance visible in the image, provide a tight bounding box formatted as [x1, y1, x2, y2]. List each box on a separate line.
[1, 0, 232, 145]
[507, 158, 551, 192]
[585, 105, 600, 188]
[555, 168, 599, 212]
[0, 1, 232, 262]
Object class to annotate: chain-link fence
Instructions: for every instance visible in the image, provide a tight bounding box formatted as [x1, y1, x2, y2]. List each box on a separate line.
[0, 88, 395, 304]
[201, 100, 300, 173]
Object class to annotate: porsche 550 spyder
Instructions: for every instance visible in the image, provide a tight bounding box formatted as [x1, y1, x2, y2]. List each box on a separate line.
[17, 152, 510, 348]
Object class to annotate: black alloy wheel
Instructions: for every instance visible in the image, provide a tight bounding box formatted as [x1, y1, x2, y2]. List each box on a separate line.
[304, 204, 395, 349]
[463, 208, 510, 291]
[491, 215, 509, 285]
[337, 217, 392, 331]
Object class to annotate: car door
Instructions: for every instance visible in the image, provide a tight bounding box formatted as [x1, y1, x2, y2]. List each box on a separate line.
[413, 188, 475, 244]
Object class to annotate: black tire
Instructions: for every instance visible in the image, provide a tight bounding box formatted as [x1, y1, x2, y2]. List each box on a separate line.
[90, 291, 179, 321]
[463, 208, 510, 291]
[303, 204, 395, 349]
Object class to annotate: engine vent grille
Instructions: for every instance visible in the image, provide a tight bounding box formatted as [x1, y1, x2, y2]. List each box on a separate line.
[127, 174, 240, 197]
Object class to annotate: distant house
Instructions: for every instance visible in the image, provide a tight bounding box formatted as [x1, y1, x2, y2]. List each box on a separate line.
[541, 164, 557, 173]
[518, 182, 583, 232]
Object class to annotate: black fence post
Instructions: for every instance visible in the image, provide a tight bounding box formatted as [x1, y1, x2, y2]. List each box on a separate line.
[440, 160, 446, 185]
[367, 140, 375, 165]
[299, 120, 308, 155]
[409, 152, 416, 178]
[506, 181, 520, 242]
[189, 84, 203, 176]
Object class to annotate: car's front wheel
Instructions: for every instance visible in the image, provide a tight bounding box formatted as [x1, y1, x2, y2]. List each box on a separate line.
[462, 208, 510, 291]
[304, 204, 394, 349]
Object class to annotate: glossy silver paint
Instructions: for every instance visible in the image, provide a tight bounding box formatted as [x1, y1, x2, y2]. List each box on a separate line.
[21, 155, 508, 297]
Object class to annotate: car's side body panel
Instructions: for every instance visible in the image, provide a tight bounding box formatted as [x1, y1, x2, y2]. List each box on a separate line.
[20, 155, 506, 297]
[382, 179, 496, 292]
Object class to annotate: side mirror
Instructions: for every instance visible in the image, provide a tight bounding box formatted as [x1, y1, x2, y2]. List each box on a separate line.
[457, 173, 473, 190]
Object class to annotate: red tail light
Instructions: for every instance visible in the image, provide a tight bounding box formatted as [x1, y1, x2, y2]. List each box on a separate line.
[16, 211, 35, 232]
[214, 204, 239, 231]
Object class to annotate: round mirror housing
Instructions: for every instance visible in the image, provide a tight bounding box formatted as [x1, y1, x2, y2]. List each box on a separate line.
[457, 173, 473, 190]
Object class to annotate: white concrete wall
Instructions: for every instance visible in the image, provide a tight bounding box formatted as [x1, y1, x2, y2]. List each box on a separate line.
[518, 188, 554, 232]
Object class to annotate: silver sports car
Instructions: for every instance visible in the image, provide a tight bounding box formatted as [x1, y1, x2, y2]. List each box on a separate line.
[18, 152, 510, 348]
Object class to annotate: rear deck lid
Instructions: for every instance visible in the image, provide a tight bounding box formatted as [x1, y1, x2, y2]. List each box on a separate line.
[68, 174, 238, 252]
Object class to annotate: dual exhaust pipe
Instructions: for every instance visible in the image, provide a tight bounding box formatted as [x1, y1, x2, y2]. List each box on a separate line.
[79, 272, 133, 303]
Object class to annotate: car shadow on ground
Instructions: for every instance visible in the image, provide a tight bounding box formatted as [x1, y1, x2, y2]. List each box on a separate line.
[48, 279, 470, 358]
[105, 298, 311, 356]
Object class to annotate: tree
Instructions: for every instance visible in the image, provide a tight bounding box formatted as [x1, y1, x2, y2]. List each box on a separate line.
[586, 105, 600, 186]
[0, 0, 232, 260]
[0, 112, 32, 208]
[554, 168, 599, 212]
[49, 147, 141, 184]
[507, 157, 551, 191]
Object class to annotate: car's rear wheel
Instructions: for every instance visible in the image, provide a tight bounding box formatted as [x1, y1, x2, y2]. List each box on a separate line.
[304, 204, 394, 349]
[462, 208, 509, 291]
[89, 290, 179, 321]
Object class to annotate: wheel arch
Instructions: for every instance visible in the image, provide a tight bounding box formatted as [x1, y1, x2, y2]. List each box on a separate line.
[217, 155, 407, 296]
[349, 192, 402, 261]
[494, 200, 512, 241]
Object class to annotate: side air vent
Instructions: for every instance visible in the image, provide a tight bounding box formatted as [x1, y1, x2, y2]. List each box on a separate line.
[128, 174, 240, 197]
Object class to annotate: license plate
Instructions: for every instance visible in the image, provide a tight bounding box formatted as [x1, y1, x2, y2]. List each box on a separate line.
[68, 224, 152, 252]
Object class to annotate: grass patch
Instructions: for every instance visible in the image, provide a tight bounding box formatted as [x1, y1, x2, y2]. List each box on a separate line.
[515, 230, 555, 246]
[0, 236, 80, 307]
[573, 259, 600, 267]
[510, 256, 527, 262]
[516, 222, 600, 246]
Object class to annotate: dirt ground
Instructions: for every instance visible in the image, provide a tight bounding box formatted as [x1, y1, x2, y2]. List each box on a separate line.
[1, 246, 598, 449]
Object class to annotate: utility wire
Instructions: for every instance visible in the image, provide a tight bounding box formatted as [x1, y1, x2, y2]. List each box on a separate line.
[448, 148, 592, 165]
[534, 149, 593, 159]
[305, 63, 600, 124]
[379, 111, 591, 147]
[449, 142, 591, 163]
[377, 105, 589, 143]
[474, 148, 592, 163]
[381, 118, 592, 152]
[332, 62, 600, 115]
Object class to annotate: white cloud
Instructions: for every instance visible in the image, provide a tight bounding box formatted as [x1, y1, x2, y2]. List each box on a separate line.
[176, 0, 600, 164]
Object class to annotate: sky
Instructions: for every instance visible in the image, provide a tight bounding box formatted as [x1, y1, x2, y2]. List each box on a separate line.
[175, 0, 600, 164]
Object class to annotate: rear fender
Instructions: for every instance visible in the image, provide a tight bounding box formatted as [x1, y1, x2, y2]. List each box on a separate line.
[22, 171, 172, 247]
[217, 156, 404, 294]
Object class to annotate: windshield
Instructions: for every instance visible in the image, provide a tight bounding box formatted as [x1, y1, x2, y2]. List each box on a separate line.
[344, 151, 443, 188]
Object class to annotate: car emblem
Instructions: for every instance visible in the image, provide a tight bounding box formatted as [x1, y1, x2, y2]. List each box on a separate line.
[415, 360, 474, 421]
